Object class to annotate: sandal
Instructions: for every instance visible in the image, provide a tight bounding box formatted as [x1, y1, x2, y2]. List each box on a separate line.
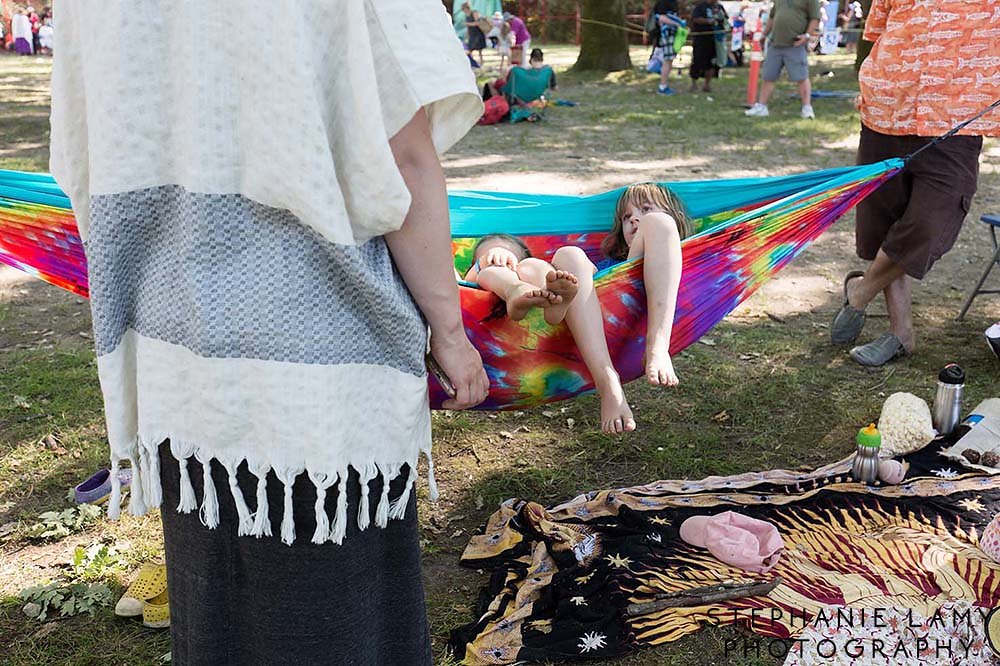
[115, 558, 167, 617]
[74, 467, 132, 505]
[849, 332, 908, 367]
[142, 588, 170, 629]
[830, 270, 866, 345]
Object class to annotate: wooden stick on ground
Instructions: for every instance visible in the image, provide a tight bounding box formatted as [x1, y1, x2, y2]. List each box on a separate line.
[625, 576, 782, 618]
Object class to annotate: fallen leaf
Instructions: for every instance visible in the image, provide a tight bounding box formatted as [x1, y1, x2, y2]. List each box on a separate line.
[712, 410, 729, 422]
[13, 395, 31, 410]
[450, 529, 464, 538]
[499, 430, 514, 440]
[541, 411, 556, 418]
[698, 338, 716, 347]
[566, 418, 576, 430]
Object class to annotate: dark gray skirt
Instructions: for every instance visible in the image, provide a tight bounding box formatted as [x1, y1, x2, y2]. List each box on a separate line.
[158, 443, 432, 666]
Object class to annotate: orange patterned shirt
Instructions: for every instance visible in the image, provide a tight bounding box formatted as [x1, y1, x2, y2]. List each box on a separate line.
[858, 0, 1000, 137]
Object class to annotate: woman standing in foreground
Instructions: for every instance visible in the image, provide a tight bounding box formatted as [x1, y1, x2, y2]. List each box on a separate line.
[50, 1, 488, 664]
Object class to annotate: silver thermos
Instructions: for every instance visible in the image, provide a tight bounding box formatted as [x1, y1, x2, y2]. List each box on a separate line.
[932, 364, 965, 435]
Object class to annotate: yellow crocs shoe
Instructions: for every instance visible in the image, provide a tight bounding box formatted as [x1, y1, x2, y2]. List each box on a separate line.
[115, 559, 167, 617]
[142, 588, 170, 629]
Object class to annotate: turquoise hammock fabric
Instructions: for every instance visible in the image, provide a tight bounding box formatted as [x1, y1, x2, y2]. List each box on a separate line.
[0, 160, 903, 410]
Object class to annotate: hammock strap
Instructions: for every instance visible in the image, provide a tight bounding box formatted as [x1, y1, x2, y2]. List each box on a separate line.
[904, 99, 1000, 164]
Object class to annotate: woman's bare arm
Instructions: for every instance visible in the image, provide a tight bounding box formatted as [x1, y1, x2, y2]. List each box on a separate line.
[385, 110, 489, 410]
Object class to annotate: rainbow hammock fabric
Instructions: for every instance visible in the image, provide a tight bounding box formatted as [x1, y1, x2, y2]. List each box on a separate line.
[0, 160, 902, 410]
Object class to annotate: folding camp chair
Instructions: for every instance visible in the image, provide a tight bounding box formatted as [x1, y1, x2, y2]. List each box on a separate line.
[505, 66, 554, 122]
[958, 214, 1000, 319]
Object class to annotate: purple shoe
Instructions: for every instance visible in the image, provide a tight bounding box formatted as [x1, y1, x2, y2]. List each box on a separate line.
[74, 467, 132, 504]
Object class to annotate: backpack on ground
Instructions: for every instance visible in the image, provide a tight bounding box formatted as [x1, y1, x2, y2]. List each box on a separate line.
[479, 95, 510, 125]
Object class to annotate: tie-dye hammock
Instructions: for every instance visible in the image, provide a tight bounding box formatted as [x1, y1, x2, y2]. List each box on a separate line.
[0, 159, 902, 410]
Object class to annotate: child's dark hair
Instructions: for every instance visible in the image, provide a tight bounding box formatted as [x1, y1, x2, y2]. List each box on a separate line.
[473, 233, 532, 260]
[529, 48, 544, 62]
[601, 183, 690, 261]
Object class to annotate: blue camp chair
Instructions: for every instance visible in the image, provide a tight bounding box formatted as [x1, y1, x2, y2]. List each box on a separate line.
[958, 214, 1000, 319]
[505, 66, 554, 122]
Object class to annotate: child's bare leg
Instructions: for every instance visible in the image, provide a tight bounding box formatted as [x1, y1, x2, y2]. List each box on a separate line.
[517, 258, 579, 325]
[551, 247, 635, 434]
[477, 265, 556, 321]
[628, 213, 682, 386]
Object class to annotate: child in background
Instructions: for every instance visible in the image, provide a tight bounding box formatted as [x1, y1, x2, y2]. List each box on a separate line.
[497, 21, 514, 71]
[37, 18, 53, 55]
[649, 0, 684, 95]
[464, 234, 579, 323]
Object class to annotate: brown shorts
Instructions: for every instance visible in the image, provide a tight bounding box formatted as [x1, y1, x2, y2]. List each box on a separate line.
[855, 125, 983, 279]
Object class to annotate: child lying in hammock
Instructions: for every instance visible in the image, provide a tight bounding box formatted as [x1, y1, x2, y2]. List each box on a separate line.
[548, 182, 689, 434]
[464, 234, 579, 323]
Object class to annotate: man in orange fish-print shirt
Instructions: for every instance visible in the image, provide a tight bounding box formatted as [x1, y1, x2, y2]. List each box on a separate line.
[830, 0, 1000, 367]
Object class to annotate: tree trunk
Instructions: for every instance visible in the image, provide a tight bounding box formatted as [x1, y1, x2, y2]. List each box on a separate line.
[572, 0, 632, 72]
[854, 0, 873, 73]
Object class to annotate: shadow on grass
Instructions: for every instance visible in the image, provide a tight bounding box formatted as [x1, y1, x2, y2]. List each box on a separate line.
[0, 603, 171, 666]
[429, 290, 999, 665]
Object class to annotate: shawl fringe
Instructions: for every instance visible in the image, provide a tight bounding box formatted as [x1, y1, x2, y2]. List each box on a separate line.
[107, 437, 434, 546]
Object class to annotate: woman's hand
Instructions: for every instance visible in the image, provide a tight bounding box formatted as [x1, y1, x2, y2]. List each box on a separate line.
[483, 247, 519, 270]
[430, 330, 490, 410]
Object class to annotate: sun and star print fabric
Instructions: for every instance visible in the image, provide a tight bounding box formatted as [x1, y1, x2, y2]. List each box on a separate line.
[450, 427, 1000, 664]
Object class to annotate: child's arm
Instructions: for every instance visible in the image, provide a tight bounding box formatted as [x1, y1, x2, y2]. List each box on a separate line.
[658, 13, 682, 28]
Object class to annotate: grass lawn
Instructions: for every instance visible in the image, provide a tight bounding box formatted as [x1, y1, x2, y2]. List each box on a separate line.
[1, 45, 998, 665]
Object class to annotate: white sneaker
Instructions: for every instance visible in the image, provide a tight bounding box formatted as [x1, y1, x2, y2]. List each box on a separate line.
[745, 103, 769, 117]
[801, 104, 815, 119]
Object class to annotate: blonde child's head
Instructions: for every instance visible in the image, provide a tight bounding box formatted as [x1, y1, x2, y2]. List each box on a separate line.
[602, 183, 689, 260]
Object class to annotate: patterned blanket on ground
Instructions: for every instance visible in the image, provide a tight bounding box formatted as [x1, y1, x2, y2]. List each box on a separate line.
[449, 429, 1000, 664]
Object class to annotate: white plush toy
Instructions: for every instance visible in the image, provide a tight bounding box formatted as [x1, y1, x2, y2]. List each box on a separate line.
[877, 392, 936, 457]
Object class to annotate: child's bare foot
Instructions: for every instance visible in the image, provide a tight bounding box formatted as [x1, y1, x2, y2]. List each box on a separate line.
[596, 372, 636, 434]
[505, 284, 558, 321]
[645, 345, 679, 386]
[543, 270, 579, 325]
